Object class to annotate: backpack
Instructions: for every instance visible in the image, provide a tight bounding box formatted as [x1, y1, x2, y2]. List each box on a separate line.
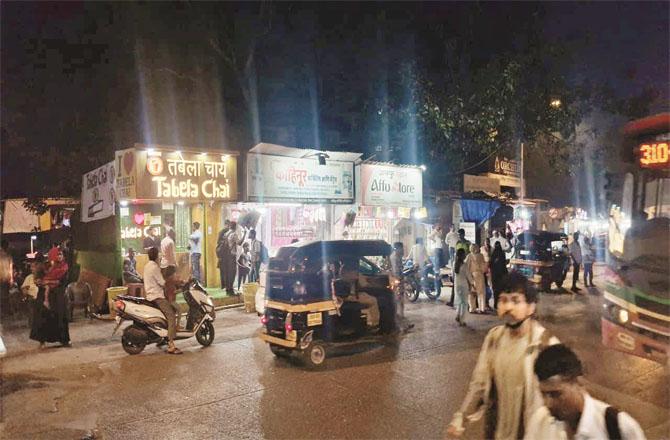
[605, 406, 622, 440]
[259, 242, 269, 264]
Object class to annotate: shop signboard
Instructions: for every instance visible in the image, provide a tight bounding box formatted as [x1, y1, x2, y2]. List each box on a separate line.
[247, 154, 354, 203]
[115, 148, 137, 199]
[491, 155, 521, 177]
[81, 161, 116, 222]
[464, 174, 500, 194]
[360, 164, 422, 208]
[459, 221, 476, 243]
[485, 172, 521, 188]
[114, 147, 238, 201]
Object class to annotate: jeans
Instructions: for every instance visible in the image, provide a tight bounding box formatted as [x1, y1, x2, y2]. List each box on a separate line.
[572, 262, 581, 288]
[448, 247, 456, 266]
[250, 260, 261, 283]
[191, 253, 201, 282]
[584, 263, 593, 286]
[431, 254, 441, 295]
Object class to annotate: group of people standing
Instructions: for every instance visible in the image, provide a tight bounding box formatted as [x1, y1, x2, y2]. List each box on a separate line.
[443, 226, 511, 326]
[216, 220, 265, 296]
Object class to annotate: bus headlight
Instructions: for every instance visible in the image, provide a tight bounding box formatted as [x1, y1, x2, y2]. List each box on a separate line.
[617, 308, 629, 324]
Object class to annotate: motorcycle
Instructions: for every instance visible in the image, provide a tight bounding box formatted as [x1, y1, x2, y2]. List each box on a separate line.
[401, 259, 440, 302]
[112, 279, 216, 355]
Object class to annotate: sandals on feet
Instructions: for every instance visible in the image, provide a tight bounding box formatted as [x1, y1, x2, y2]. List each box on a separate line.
[167, 347, 183, 355]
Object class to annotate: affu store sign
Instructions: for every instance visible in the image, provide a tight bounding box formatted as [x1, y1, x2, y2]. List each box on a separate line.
[114, 146, 238, 201]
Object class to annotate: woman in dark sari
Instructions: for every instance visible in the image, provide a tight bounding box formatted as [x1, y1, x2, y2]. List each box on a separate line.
[30, 249, 70, 347]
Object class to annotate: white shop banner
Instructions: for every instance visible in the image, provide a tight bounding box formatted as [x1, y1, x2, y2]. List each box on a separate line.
[81, 161, 116, 222]
[247, 154, 354, 203]
[360, 164, 422, 208]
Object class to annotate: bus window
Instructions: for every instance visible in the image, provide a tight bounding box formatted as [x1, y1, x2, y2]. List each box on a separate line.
[644, 177, 670, 219]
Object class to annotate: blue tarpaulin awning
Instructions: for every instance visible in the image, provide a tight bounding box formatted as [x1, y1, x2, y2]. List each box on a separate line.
[460, 199, 501, 226]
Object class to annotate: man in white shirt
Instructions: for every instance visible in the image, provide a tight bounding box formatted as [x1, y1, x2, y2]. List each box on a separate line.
[446, 271, 559, 439]
[445, 225, 459, 266]
[160, 229, 177, 270]
[568, 232, 583, 293]
[144, 247, 181, 355]
[526, 344, 646, 440]
[189, 222, 203, 282]
[490, 229, 510, 253]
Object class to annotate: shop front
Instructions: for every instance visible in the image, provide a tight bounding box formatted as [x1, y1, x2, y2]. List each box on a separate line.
[334, 162, 425, 250]
[114, 144, 238, 288]
[244, 143, 360, 254]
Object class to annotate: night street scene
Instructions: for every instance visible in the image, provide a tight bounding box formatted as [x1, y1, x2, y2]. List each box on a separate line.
[0, 1, 668, 439]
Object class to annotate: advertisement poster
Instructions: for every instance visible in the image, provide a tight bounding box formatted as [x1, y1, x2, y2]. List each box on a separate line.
[360, 164, 422, 208]
[81, 161, 116, 222]
[459, 222, 476, 243]
[247, 154, 354, 203]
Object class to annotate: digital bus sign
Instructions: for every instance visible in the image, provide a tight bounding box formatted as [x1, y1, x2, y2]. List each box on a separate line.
[637, 142, 670, 169]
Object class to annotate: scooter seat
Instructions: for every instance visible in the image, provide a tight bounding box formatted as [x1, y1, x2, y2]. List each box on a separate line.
[117, 295, 157, 308]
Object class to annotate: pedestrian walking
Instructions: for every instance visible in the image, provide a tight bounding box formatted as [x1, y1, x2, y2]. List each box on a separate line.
[216, 220, 231, 289]
[490, 241, 508, 309]
[430, 226, 444, 296]
[248, 229, 262, 283]
[465, 244, 487, 313]
[453, 248, 470, 326]
[447, 228, 472, 307]
[568, 232, 582, 293]
[237, 242, 251, 290]
[225, 221, 246, 295]
[389, 242, 413, 331]
[582, 236, 595, 288]
[446, 271, 559, 440]
[526, 344, 646, 440]
[445, 224, 459, 267]
[189, 222, 203, 282]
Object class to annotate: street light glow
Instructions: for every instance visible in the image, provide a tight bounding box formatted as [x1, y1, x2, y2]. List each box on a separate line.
[550, 99, 562, 108]
[420, 164, 427, 171]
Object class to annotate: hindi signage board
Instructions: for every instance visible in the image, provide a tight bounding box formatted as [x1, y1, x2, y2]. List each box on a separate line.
[247, 153, 354, 203]
[491, 155, 521, 178]
[459, 221, 476, 243]
[81, 161, 116, 222]
[463, 174, 500, 194]
[360, 164, 422, 208]
[114, 148, 238, 201]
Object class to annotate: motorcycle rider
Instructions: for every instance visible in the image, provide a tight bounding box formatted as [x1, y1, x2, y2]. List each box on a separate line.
[144, 247, 182, 355]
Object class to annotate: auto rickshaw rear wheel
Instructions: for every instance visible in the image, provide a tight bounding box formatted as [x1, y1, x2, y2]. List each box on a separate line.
[302, 341, 327, 369]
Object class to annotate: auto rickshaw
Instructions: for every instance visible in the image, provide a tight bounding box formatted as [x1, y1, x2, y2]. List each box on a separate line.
[509, 230, 568, 291]
[258, 240, 397, 368]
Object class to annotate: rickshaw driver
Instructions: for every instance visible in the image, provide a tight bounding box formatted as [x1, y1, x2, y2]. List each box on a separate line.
[339, 259, 380, 328]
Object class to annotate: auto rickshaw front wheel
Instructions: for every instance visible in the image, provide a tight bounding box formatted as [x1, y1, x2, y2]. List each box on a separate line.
[302, 341, 327, 369]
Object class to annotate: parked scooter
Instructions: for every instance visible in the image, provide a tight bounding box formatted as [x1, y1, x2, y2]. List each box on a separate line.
[402, 259, 440, 302]
[112, 279, 216, 355]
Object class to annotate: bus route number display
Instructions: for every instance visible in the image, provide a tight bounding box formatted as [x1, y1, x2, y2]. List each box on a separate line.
[638, 142, 669, 169]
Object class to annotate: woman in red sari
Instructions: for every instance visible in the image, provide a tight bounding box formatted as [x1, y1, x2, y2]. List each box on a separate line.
[30, 249, 70, 347]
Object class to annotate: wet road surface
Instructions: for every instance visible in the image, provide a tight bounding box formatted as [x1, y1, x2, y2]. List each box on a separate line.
[1, 269, 668, 439]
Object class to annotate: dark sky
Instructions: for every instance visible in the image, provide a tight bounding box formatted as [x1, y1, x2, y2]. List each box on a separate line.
[1, 1, 668, 204]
